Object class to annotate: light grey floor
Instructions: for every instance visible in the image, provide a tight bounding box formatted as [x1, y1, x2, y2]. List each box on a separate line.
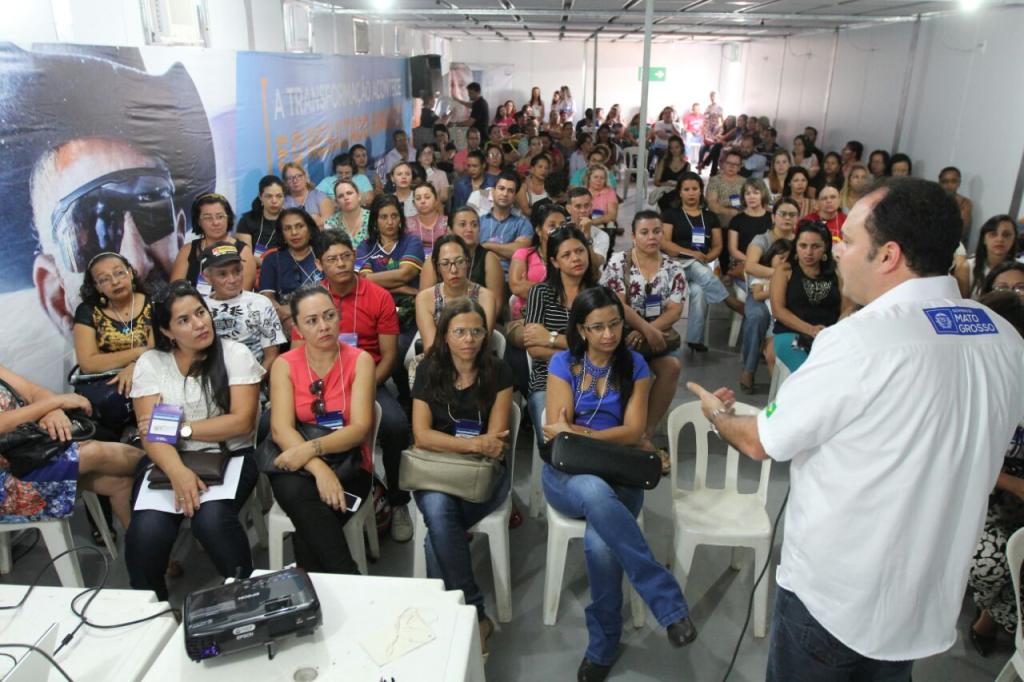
[0, 198, 1012, 681]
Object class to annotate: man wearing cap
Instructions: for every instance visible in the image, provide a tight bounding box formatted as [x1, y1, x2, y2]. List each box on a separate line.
[201, 241, 285, 375]
[291, 229, 414, 543]
[688, 178, 1024, 681]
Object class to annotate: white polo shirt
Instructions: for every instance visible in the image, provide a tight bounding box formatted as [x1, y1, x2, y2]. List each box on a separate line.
[757, 276, 1024, 660]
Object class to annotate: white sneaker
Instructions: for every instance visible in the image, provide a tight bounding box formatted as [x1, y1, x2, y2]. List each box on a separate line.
[391, 504, 413, 543]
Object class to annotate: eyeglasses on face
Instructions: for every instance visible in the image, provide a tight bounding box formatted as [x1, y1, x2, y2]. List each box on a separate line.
[437, 257, 469, 271]
[94, 268, 131, 288]
[992, 282, 1024, 295]
[322, 253, 355, 266]
[50, 167, 177, 273]
[582, 318, 623, 334]
[775, 210, 799, 219]
[450, 326, 486, 339]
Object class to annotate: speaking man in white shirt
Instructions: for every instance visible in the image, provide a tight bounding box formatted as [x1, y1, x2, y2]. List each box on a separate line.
[688, 177, 1024, 681]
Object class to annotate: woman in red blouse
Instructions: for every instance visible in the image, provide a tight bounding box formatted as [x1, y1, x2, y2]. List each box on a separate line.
[268, 287, 376, 573]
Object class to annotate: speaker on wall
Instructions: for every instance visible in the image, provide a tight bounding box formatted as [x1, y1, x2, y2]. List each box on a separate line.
[409, 54, 443, 101]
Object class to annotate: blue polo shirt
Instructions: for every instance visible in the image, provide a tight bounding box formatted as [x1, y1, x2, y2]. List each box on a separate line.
[479, 210, 532, 273]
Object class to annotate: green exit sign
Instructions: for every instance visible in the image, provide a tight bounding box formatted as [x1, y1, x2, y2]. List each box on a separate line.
[638, 66, 667, 82]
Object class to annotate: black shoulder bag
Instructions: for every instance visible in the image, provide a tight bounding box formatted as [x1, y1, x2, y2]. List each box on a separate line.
[0, 379, 97, 477]
[254, 410, 363, 486]
[548, 431, 661, 490]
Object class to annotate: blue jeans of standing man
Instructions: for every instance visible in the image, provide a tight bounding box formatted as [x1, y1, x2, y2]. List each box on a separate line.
[768, 588, 913, 682]
[413, 462, 511, 620]
[741, 296, 772, 373]
[684, 260, 730, 344]
[542, 465, 688, 666]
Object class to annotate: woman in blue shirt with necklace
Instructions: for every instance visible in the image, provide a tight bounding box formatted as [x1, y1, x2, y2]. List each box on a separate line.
[542, 286, 696, 681]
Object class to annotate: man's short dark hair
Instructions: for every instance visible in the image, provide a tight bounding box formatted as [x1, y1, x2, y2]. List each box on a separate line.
[724, 149, 742, 162]
[846, 140, 864, 159]
[864, 178, 961, 277]
[740, 134, 755, 143]
[392, 129, 406, 141]
[544, 171, 569, 201]
[567, 186, 592, 203]
[466, 150, 486, 165]
[315, 227, 355, 260]
[632, 210, 661, 233]
[331, 153, 348, 171]
[766, 127, 777, 137]
[939, 166, 961, 178]
[495, 170, 520, 191]
[805, 126, 818, 135]
[488, 124, 500, 136]
[467, 82, 481, 94]
[433, 123, 449, 134]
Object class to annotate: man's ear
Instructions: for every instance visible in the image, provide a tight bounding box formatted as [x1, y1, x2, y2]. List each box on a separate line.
[33, 253, 73, 335]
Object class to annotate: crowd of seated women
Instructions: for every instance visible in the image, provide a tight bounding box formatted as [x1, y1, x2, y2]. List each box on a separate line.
[2, 89, 1020, 681]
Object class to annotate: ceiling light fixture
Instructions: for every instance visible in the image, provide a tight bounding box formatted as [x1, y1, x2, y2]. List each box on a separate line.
[961, 0, 982, 10]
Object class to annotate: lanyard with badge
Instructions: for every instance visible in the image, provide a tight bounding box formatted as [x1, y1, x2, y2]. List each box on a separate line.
[338, 280, 360, 347]
[683, 210, 706, 249]
[628, 249, 662, 320]
[307, 348, 346, 429]
[146, 372, 205, 444]
[448, 404, 484, 438]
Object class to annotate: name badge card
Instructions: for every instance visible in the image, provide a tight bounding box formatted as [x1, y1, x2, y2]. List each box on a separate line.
[454, 419, 483, 439]
[729, 194, 742, 209]
[148, 404, 183, 444]
[254, 243, 268, 259]
[195, 272, 212, 296]
[692, 225, 706, 247]
[316, 411, 346, 430]
[644, 294, 663, 320]
[338, 332, 358, 347]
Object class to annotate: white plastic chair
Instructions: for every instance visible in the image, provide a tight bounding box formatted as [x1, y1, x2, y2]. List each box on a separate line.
[667, 400, 773, 637]
[728, 282, 746, 348]
[410, 402, 521, 622]
[995, 527, 1024, 681]
[767, 361, 791, 402]
[621, 146, 641, 201]
[527, 393, 545, 518]
[543, 504, 647, 629]
[266, 402, 382, 574]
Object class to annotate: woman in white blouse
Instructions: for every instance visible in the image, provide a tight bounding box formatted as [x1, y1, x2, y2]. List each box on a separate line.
[127, 281, 264, 600]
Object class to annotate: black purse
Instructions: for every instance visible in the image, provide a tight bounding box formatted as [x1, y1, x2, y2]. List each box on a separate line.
[147, 442, 234, 489]
[0, 378, 97, 477]
[547, 431, 661, 490]
[254, 415, 362, 485]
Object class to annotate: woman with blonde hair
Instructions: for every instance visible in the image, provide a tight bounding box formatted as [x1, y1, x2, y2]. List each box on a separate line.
[282, 162, 334, 227]
[839, 163, 871, 212]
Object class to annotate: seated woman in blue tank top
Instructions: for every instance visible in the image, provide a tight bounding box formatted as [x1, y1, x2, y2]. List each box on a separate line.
[771, 219, 847, 372]
[541, 286, 696, 681]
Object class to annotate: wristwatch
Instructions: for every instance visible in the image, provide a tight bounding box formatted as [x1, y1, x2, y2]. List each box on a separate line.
[180, 423, 193, 440]
[548, 330, 558, 348]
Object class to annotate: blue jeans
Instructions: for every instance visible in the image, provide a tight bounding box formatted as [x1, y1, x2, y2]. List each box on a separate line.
[768, 588, 913, 682]
[684, 260, 730, 344]
[684, 132, 703, 165]
[741, 296, 772, 373]
[773, 332, 810, 373]
[125, 452, 259, 601]
[376, 385, 412, 507]
[413, 463, 511, 620]
[542, 465, 688, 666]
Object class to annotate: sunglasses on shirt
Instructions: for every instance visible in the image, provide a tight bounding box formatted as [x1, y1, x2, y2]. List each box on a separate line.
[50, 167, 178, 273]
[310, 379, 326, 417]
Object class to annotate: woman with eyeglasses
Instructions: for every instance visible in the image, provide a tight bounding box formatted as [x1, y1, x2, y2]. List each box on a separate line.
[324, 179, 370, 250]
[411, 298, 514, 655]
[963, 215, 1020, 299]
[418, 207, 504, 300]
[415, 235, 496, 354]
[980, 262, 1024, 298]
[484, 144, 506, 181]
[236, 175, 286, 264]
[523, 226, 598, 450]
[171, 194, 256, 295]
[127, 281, 264, 600]
[406, 183, 448, 260]
[72, 253, 154, 440]
[739, 197, 801, 393]
[267, 286, 376, 574]
[771, 220, 845, 373]
[258, 208, 324, 338]
[541, 287, 696, 680]
[282, 162, 334, 227]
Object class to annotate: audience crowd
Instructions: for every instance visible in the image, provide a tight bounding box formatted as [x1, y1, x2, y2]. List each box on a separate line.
[2, 81, 1020, 680]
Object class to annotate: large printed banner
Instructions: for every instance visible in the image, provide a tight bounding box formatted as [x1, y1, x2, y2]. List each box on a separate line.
[0, 43, 410, 390]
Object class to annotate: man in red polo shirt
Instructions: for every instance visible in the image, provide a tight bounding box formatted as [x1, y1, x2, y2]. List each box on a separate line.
[292, 229, 414, 542]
